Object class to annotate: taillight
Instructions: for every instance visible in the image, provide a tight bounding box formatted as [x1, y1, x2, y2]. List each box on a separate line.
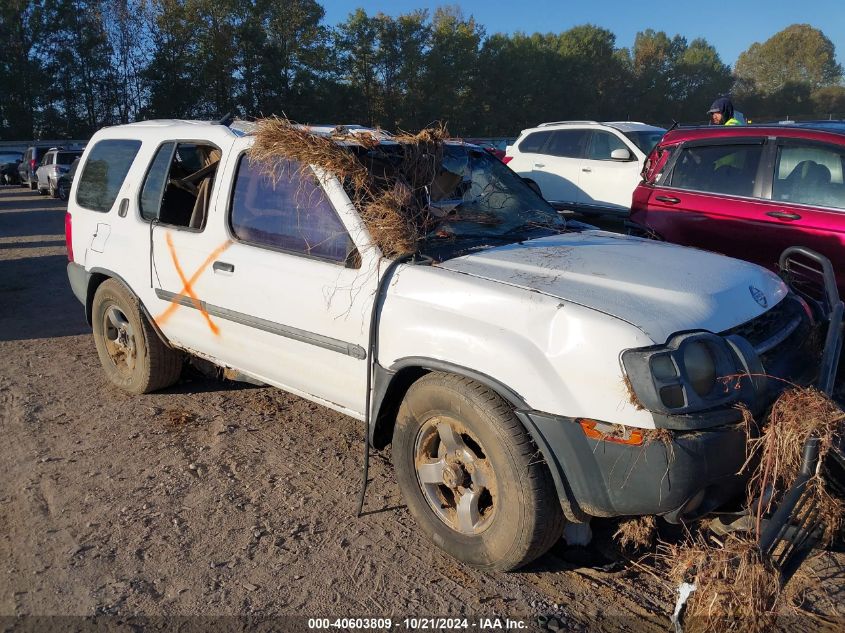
[502, 156, 513, 165]
[30, 159, 36, 170]
[64, 212, 74, 262]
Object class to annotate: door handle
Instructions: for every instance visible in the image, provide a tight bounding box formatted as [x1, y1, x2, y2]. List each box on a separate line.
[766, 211, 802, 221]
[581, 168, 592, 173]
[118, 198, 129, 217]
[213, 261, 235, 274]
[533, 163, 545, 168]
[655, 195, 681, 204]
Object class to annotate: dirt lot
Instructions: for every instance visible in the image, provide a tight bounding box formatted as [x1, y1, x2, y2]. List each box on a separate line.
[0, 186, 843, 630]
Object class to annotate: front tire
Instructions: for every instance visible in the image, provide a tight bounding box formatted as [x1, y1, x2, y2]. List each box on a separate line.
[393, 372, 564, 571]
[91, 279, 182, 394]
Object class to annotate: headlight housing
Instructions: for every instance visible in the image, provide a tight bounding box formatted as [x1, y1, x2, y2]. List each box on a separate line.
[621, 331, 764, 414]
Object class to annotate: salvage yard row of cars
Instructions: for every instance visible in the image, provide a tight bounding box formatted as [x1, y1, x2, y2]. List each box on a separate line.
[0, 144, 83, 200]
[48, 116, 841, 571]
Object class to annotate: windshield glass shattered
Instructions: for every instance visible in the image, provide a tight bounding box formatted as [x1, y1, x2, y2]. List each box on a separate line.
[352, 143, 566, 259]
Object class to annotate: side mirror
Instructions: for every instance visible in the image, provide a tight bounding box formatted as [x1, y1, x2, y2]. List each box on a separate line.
[611, 148, 632, 161]
[521, 177, 543, 197]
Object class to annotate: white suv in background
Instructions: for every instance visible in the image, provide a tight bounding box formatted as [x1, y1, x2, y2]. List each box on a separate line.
[505, 121, 665, 216]
[35, 147, 84, 197]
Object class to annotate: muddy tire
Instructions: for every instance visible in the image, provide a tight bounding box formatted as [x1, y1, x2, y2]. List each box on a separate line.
[393, 372, 564, 571]
[91, 279, 182, 394]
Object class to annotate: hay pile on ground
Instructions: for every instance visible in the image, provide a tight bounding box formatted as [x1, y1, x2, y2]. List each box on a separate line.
[660, 387, 844, 631]
[746, 387, 845, 544]
[664, 534, 782, 633]
[614, 515, 657, 550]
[247, 117, 449, 258]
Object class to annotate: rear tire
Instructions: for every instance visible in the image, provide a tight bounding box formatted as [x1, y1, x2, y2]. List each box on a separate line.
[91, 279, 182, 394]
[28, 180, 36, 190]
[393, 372, 564, 571]
[58, 180, 70, 201]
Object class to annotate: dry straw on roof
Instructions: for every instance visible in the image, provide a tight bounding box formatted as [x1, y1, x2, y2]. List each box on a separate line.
[248, 117, 450, 258]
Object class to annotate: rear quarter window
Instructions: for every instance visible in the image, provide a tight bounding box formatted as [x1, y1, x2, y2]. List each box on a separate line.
[76, 139, 142, 212]
[517, 131, 551, 154]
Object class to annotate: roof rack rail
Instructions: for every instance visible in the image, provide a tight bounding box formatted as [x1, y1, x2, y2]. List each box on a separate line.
[537, 120, 599, 127]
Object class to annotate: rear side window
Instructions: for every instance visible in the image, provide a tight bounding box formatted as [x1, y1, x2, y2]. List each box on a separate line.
[57, 151, 81, 165]
[76, 139, 142, 212]
[229, 156, 355, 265]
[773, 143, 845, 210]
[669, 144, 763, 198]
[517, 131, 551, 154]
[545, 130, 588, 158]
[139, 141, 219, 229]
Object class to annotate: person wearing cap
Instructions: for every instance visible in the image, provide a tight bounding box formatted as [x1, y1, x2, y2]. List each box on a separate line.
[707, 97, 746, 126]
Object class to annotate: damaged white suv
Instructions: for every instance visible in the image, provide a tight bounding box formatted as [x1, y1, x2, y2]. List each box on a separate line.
[65, 119, 819, 571]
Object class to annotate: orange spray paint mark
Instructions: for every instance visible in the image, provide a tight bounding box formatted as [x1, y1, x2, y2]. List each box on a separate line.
[154, 233, 232, 336]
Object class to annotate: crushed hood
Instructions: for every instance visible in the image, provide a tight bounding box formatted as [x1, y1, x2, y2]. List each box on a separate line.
[438, 231, 789, 344]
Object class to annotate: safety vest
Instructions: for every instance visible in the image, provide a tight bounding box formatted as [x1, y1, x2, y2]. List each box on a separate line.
[725, 111, 746, 126]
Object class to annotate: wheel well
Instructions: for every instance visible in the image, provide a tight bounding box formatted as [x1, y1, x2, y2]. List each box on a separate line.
[371, 366, 428, 450]
[370, 362, 528, 450]
[85, 272, 110, 324]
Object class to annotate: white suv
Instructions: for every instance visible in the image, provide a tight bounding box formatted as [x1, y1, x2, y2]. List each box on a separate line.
[505, 121, 665, 216]
[36, 147, 83, 197]
[65, 119, 818, 571]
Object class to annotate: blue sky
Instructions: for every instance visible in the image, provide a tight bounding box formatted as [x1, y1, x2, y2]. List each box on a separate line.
[320, 0, 844, 67]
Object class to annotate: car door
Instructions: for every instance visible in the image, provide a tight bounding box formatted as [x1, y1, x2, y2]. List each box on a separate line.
[532, 129, 589, 209]
[158, 143, 376, 416]
[640, 138, 777, 265]
[146, 140, 234, 357]
[762, 138, 845, 284]
[37, 151, 52, 188]
[580, 130, 642, 213]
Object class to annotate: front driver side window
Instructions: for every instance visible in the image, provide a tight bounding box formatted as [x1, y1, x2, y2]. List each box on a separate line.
[229, 155, 357, 265]
[587, 131, 628, 160]
[669, 144, 763, 198]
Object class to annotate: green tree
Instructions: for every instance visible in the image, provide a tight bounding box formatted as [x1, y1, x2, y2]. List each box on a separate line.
[735, 24, 842, 96]
[812, 86, 845, 117]
[673, 38, 733, 121]
[142, 0, 204, 118]
[39, 0, 117, 136]
[0, 0, 48, 139]
[235, 0, 330, 120]
[417, 6, 484, 133]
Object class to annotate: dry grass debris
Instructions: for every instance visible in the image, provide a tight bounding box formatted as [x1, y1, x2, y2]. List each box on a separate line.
[614, 515, 657, 550]
[248, 116, 450, 258]
[663, 534, 782, 633]
[746, 387, 845, 544]
[622, 374, 645, 410]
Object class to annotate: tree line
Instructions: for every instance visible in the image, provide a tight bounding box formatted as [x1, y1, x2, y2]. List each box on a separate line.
[1, 0, 843, 141]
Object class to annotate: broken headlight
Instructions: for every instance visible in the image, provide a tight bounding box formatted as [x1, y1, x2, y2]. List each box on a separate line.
[621, 331, 764, 414]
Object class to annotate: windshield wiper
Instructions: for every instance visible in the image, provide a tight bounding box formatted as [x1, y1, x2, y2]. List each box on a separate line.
[502, 221, 566, 236]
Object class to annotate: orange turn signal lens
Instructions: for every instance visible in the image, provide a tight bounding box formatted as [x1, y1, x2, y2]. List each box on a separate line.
[578, 419, 644, 446]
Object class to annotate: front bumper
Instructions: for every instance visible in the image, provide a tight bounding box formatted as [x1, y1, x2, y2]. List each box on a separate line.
[518, 411, 747, 523]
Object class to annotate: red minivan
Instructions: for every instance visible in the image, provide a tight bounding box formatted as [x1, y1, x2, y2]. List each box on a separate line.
[629, 122, 845, 294]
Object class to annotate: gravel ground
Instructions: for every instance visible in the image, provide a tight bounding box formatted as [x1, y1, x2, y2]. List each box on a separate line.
[0, 186, 842, 631]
